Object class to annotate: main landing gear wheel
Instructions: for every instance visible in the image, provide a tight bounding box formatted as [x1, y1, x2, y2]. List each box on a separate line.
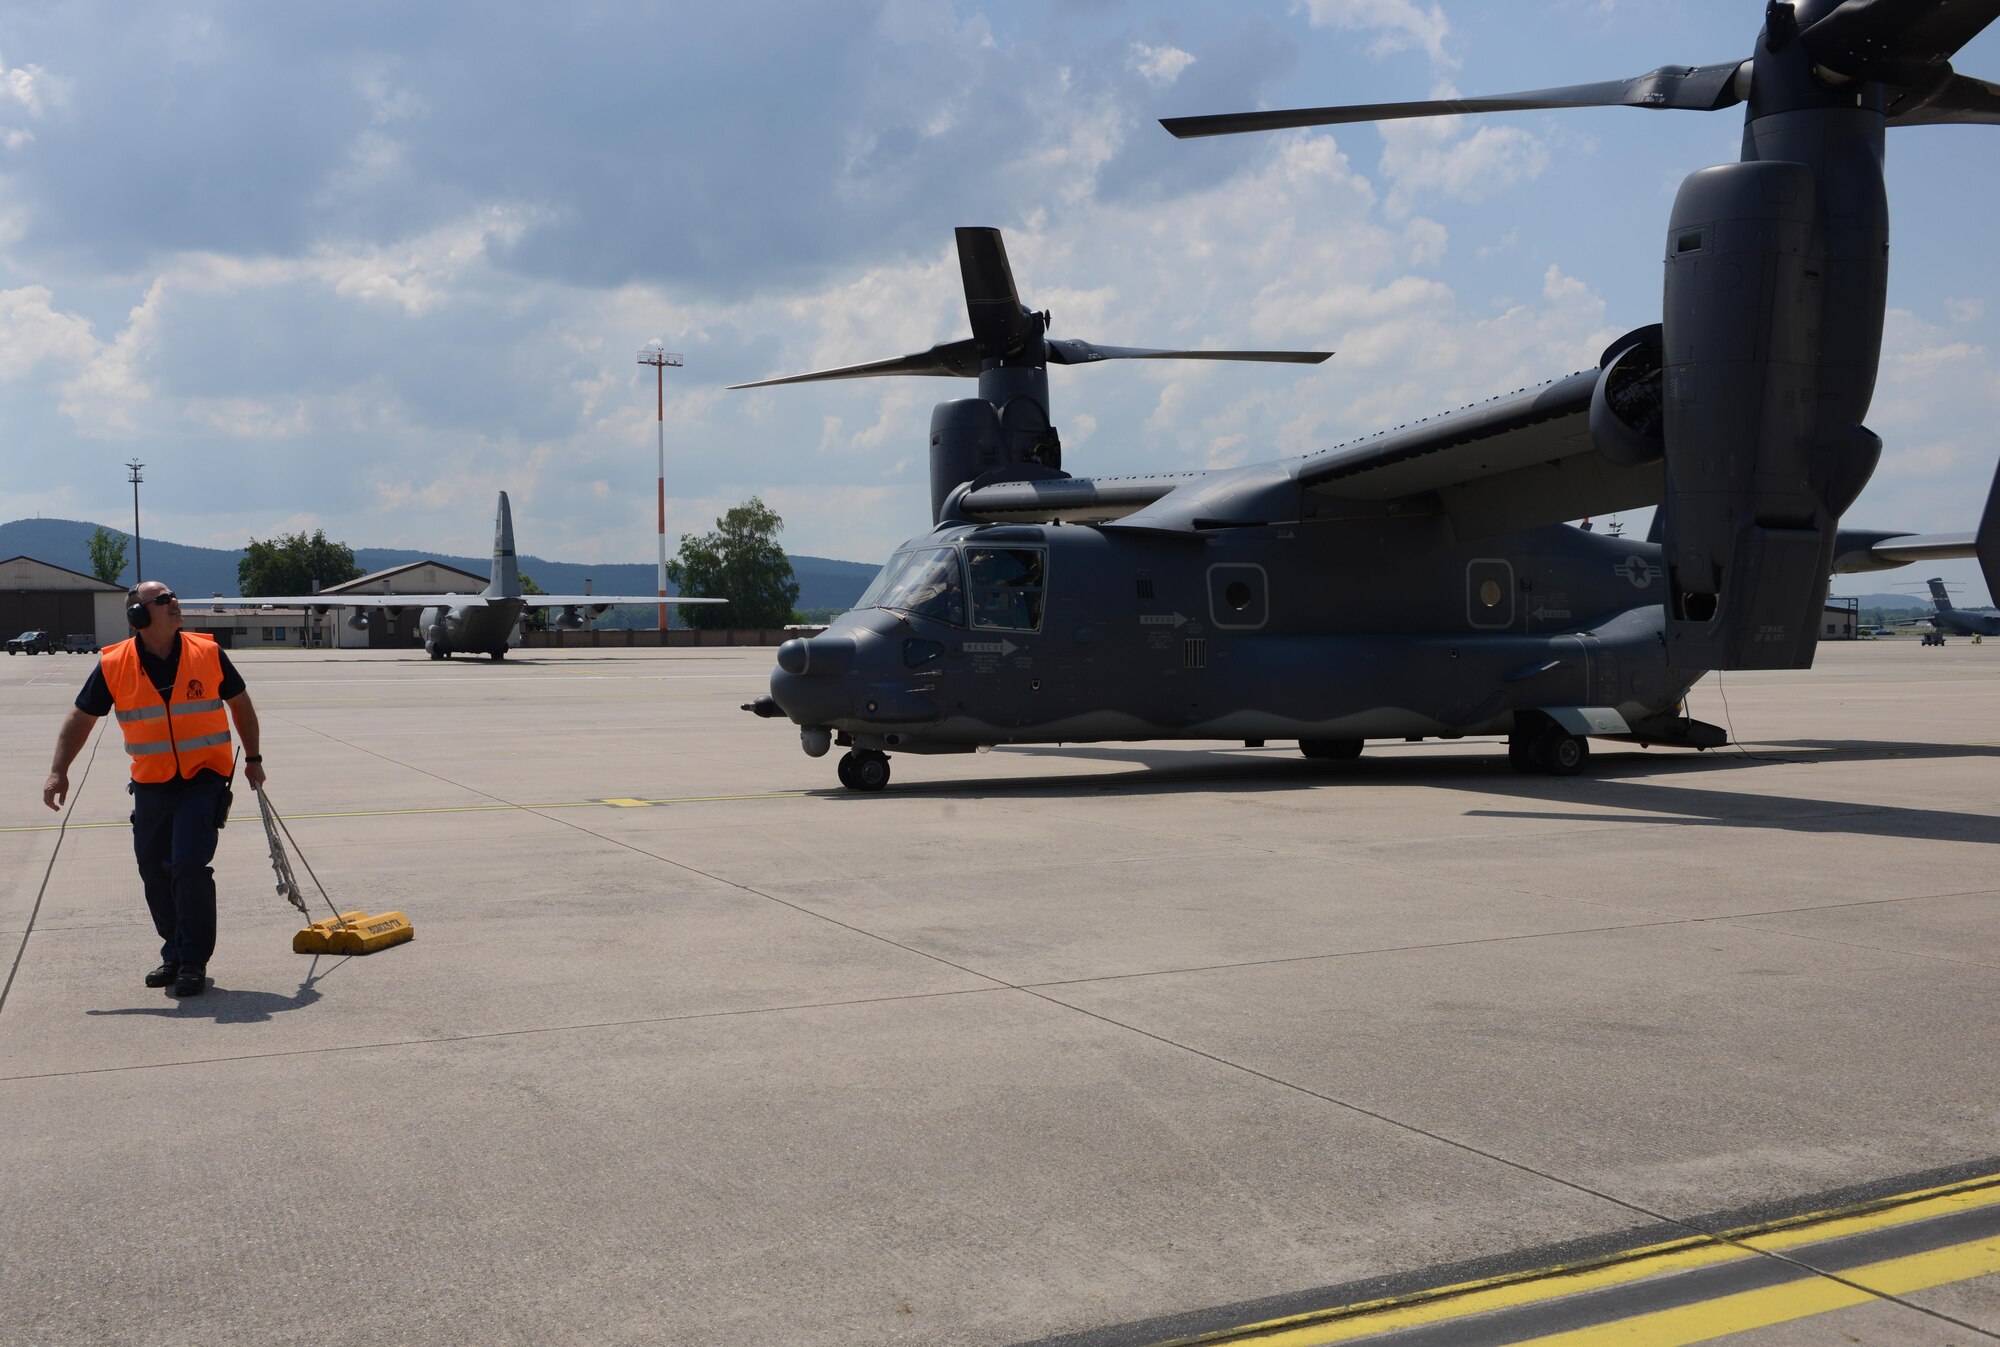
[489, 649, 506, 661]
[1509, 724, 1588, 776]
[426, 643, 444, 661]
[1537, 728, 1588, 776]
[1299, 738, 1363, 761]
[838, 749, 891, 792]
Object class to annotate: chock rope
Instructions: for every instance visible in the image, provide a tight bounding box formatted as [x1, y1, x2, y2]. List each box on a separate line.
[256, 785, 416, 956]
[255, 784, 346, 927]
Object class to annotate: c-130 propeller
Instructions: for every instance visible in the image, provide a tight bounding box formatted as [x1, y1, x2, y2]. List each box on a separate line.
[730, 227, 1330, 522]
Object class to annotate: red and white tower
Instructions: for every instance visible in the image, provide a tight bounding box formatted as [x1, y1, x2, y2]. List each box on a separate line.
[636, 345, 684, 631]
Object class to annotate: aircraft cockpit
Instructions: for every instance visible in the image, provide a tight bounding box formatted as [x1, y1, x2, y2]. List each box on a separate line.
[856, 541, 1047, 632]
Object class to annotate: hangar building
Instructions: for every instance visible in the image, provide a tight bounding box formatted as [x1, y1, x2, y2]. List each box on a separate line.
[0, 557, 127, 648]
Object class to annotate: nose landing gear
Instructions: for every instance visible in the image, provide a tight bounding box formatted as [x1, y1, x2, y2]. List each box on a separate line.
[836, 749, 891, 792]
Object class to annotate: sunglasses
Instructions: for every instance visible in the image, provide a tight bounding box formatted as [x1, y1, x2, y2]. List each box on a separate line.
[144, 591, 178, 607]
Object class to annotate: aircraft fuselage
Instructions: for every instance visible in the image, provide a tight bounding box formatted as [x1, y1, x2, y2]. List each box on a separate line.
[769, 519, 1704, 755]
[420, 597, 527, 660]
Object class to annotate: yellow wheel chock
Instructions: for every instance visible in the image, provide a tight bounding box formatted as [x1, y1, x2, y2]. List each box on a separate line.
[255, 786, 415, 956]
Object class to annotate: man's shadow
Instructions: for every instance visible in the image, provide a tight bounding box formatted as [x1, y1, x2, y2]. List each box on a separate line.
[87, 955, 344, 1023]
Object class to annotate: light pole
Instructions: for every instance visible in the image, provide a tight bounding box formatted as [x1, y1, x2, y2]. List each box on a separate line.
[637, 345, 683, 632]
[125, 461, 145, 584]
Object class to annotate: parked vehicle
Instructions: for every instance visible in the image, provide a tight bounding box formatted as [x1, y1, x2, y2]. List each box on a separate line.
[62, 634, 99, 654]
[6, 630, 54, 655]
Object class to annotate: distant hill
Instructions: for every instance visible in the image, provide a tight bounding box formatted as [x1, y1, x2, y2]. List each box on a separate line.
[0, 517, 879, 613]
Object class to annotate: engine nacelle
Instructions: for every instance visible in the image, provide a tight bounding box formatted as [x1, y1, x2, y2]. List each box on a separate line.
[929, 398, 1003, 524]
[345, 611, 369, 631]
[1657, 151, 1886, 672]
[1589, 325, 1664, 469]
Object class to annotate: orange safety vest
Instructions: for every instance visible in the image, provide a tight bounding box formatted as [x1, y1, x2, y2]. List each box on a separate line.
[102, 632, 235, 783]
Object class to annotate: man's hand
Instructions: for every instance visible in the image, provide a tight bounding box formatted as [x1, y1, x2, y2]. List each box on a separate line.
[245, 760, 267, 790]
[42, 770, 68, 812]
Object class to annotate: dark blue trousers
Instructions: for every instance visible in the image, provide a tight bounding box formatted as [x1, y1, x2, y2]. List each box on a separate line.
[131, 772, 230, 967]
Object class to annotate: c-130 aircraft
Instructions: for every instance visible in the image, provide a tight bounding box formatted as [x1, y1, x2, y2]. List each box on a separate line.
[741, 0, 2000, 792]
[181, 492, 722, 659]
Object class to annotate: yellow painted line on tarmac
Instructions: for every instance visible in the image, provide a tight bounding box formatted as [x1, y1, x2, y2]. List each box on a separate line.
[0, 789, 812, 833]
[1506, 1236, 2000, 1346]
[1163, 1172, 2000, 1346]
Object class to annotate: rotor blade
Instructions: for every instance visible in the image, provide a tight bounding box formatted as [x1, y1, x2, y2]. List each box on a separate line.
[727, 338, 983, 389]
[1046, 339, 1331, 366]
[1160, 63, 1744, 139]
[1888, 71, 2000, 124]
[955, 227, 1037, 354]
[1803, 0, 2000, 82]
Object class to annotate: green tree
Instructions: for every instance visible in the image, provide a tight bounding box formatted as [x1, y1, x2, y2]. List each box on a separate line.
[518, 570, 548, 632]
[239, 529, 363, 596]
[665, 496, 798, 630]
[86, 527, 130, 586]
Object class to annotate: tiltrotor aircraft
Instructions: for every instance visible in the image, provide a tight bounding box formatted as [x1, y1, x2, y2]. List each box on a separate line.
[741, 0, 2000, 792]
[180, 492, 721, 659]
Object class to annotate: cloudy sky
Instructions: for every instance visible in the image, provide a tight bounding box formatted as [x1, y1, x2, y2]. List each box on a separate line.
[2, 0, 1996, 600]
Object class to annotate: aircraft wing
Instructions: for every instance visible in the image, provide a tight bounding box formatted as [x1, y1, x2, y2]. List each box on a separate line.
[178, 593, 724, 608]
[1293, 369, 1663, 538]
[958, 473, 1208, 524]
[1830, 530, 1979, 573]
[527, 595, 725, 607]
[177, 594, 492, 608]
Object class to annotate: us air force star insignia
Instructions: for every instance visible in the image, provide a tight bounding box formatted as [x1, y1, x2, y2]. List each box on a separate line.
[1615, 556, 1660, 589]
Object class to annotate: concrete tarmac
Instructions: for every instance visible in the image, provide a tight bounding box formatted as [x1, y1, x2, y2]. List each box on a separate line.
[1, 639, 1995, 1346]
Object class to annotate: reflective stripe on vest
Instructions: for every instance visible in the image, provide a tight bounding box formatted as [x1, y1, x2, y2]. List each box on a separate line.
[101, 633, 235, 783]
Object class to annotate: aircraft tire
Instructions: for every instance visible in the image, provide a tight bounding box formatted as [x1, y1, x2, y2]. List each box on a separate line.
[848, 750, 890, 792]
[490, 649, 506, 661]
[1539, 729, 1588, 777]
[1299, 738, 1362, 760]
[836, 752, 859, 789]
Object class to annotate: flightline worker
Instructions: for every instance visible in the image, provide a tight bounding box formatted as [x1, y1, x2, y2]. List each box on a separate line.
[41, 580, 266, 998]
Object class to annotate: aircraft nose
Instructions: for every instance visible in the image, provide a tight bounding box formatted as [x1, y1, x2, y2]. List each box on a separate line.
[775, 634, 856, 677]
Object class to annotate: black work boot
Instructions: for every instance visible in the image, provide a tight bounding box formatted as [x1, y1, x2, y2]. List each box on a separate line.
[172, 965, 207, 997]
[145, 961, 180, 988]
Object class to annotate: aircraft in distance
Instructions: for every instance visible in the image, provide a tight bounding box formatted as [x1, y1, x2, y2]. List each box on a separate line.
[180, 492, 722, 660]
[738, 2, 2000, 792]
[1907, 577, 2000, 639]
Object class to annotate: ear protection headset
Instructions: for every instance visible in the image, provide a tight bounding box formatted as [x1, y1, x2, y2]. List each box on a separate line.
[127, 589, 152, 630]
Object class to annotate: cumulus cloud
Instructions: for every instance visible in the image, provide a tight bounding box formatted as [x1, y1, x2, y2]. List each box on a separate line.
[1379, 100, 1552, 213]
[0, 286, 97, 380]
[1129, 42, 1196, 87]
[1297, 0, 1452, 65]
[3, 1, 1990, 577]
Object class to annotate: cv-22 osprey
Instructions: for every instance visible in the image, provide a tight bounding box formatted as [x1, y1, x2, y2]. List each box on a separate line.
[740, 0, 2000, 792]
[181, 492, 722, 659]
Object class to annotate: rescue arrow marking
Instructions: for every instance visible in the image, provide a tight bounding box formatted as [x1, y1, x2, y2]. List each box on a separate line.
[1140, 612, 1188, 628]
[962, 640, 1018, 656]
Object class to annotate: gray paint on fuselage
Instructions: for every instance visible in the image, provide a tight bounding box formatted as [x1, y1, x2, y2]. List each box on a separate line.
[419, 596, 527, 658]
[770, 520, 1698, 749]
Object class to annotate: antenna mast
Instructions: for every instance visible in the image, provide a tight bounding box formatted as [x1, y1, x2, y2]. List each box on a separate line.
[637, 345, 684, 633]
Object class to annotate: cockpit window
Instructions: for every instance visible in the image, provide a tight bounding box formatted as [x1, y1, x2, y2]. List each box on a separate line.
[856, 548, 965, 625]
[967, 546, 1045, 632]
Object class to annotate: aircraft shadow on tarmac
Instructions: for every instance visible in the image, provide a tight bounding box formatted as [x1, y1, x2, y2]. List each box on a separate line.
[85, 971, 333, 1024]
[886, 740, 2000, 847]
